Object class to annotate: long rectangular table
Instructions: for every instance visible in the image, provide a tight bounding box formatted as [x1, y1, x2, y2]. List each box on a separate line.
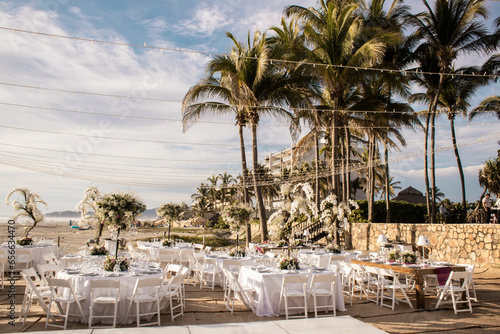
[351, 259, 466, 309]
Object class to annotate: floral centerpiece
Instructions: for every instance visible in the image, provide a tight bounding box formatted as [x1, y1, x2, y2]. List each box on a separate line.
[280, 257, 300, 270]
[388, 250, 401, 262]
[103, 256, 129, 272]
[277, 240, 288, 247]
[293, 239, 304, 247]
[162, 239, 173, 247]
[229, 248, 246, 257]
[325, 244, 341, 253]
[96, 192, 146, 259]
[6, 188, 47, 238]
[89, 245, 108, 256]
[16, 236, 33, 246]
[402, 251, 417, 264]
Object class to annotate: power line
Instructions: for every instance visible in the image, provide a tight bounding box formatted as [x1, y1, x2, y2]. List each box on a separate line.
[0, 142, 240, 163]
[0, 26, 497, 79]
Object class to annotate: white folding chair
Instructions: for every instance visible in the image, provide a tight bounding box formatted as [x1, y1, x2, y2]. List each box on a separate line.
[15, 249, 32, 273]
[161, 274, 184, 320]
[42, 252, 59, 265]
[278, 274, 309, 320]
[37, 263, 59, 287]
[221, 268, 255, 315]
[309, 273, 337, 318]
[159, 249, 176, 268]
[222, 259, 242, 289]
[456, 264, 477, 302]
[364, 265, 381, 305]
[88, 279, 121, 328]
[338, 262, 353, 306]
[435, 270, 473, 314]
[199, 258, 218, 290]
[164, 263, 183, 280]
[125, 277, 163, 327]
[378, 267, 414, 310]
[19, 269, 51, 324]
[58, 243, 70, 258]
[350, 263, 368, 301]
[178, 249, 194, 267]
[45, 277, 86, 330]
[186, 254, 202, 287]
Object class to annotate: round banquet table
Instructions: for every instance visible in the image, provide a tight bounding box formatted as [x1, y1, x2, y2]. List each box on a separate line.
[238, 266, 346, 317]
[56, 266, 164, 325]
[1, 243, 59, 271]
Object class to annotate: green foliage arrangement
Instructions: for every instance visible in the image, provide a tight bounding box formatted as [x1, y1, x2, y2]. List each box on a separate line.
[402, 251, 417, 264]
[16, 236, 33, 246]
[325, 244, 341, 253]
[280, 257, 300, 270]
[89, 245, 108, 256]
[102, 256, 129, 271]
[162, 239, 173, 247]
[96, 193, 146, 230]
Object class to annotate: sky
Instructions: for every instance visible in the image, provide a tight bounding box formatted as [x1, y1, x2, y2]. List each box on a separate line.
[0, 0, 499, 217]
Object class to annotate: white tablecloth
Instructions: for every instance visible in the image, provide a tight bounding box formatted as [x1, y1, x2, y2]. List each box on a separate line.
[57, 268, 164, 324]
[238, 266, 346, 317]
[1, 244, 58, 271]
[137, 242, 194, 262]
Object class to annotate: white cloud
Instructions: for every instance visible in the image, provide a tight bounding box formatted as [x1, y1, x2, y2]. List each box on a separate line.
[175, 3, 232, 37]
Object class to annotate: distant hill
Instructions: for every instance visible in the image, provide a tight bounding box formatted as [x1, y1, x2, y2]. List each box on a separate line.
[45, 209, 159, 219]
[46, 210, 81, 218]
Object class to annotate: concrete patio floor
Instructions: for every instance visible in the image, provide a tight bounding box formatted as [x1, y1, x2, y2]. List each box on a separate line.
[1, 268, 499, 334]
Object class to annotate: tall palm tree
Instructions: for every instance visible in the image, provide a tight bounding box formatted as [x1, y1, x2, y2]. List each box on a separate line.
[182, 76, 252, 207]
[439, 67, 488, 207]
[286, 0, 390, 202]
[192, 31, 308, 241]
[409, 0, 491, 223]
[471, 95, 500, 119]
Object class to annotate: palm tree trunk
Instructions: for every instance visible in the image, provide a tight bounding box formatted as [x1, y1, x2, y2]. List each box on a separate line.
[238, 123, 252, 246]
[424, 113, 431, 218]
[369, 137, 376, 222]
[250, 121, 268, 242]
[331, 117, 339, 198]
[345, 125, 351, 201]
[385, 146, 390, 224]
[314, 131, 320, 210]
[367, 134, 374, 222]
[429, 74, 445, 224]
[449, 115, 466, 207]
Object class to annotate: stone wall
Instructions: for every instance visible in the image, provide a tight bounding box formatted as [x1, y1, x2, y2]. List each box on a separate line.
[350, 223, 500, 268]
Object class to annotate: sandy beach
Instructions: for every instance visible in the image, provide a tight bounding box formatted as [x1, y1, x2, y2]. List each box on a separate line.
[0, 219, 175, 254]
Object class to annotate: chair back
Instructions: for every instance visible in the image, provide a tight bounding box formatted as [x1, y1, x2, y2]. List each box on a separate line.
[37, 263, 58, 286]
[42, 252, 59, 265]
[283, 274, 308, 285]
[23, 267, 44, 287]
[16, 249, 31, 262]
[20, 271, 50, 314]
[90, 278, 120, 301]
[310, 273, 337, 292]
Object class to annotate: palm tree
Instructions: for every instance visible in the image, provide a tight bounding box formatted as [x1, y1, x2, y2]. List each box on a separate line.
[191, 31, 308, 241]
[285, 0, 389, 202]
[376, 174, 401, 200]
[218, 172, 235, 206]
[182, 76, 252, 207]
[439, 67, 488, 207]
[470, 95, 500, 119]
[409, 0, 491, 223]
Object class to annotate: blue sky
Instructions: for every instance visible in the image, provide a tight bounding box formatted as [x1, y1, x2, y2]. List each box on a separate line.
[0, 0, 499, 217]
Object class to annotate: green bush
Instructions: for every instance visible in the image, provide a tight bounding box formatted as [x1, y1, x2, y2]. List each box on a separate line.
[351, 200, 427, 223]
